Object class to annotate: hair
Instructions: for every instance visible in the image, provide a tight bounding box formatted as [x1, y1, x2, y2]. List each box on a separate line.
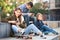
[27, 2, 33, 7]
[14, 8, 22, 14]
[36, 13, 43, 20]
[13, 8, 22, 18]
[13, 8, 23, 24]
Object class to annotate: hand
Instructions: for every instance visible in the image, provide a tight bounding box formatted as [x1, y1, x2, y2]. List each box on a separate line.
[16, 22, 20, 26]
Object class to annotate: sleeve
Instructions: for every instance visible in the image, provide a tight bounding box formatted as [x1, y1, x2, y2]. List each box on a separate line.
[17, 4, 24, 12]
[20, 16, 26, 28]
[21, 16, 24, 23]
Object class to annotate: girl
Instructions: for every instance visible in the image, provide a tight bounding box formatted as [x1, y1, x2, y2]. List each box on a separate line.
[34, 13, 58, 35]
[7, 8, 43, 36]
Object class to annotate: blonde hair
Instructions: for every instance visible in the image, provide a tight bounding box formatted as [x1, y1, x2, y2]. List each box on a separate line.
[36, 13, 43, 20]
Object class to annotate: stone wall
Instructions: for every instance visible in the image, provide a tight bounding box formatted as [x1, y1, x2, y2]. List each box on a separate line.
[43, 21, 60, 28]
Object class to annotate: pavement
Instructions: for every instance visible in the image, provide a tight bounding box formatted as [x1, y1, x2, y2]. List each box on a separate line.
[0, 27, 60, 40]
[53, 27, 60, 33]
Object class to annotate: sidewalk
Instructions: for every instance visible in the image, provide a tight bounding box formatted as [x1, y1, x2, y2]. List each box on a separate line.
[0, 27, 60, 40]
[54, 27, 60, 33]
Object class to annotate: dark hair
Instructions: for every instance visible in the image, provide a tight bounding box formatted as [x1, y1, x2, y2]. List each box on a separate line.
[14, 8, 22, 14]
[27, 2, 33, 7]
[14, 8, 22, 12]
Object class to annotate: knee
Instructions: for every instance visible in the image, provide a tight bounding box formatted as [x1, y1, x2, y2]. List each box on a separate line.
[12, 25, 16, 27]
[27, 24, 35, 28]
[30, 24, 35, 27]
[12, 25, 18, 30]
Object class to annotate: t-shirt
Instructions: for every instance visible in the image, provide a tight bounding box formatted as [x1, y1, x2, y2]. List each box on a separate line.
[18, 4, 29, 13]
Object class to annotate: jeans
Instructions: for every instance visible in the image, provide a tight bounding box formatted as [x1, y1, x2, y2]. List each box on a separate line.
[12, 24, 41, 35]
[23, 15, 29, 26]
[39, 25, 57, 34]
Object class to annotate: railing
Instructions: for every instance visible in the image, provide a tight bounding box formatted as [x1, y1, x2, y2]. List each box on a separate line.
[43, 14, 60, 21]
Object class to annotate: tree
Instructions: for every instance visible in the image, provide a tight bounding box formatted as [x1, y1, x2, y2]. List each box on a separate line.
[0, 0, 16, 18]
[0, 0, 33, 18]
[30, 3, 48, 15]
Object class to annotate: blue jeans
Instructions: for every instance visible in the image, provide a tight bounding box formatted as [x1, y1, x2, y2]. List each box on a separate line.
[23, 15, 29, 26]
[12, 24, 41, 35]
[39, 25, 57, 34]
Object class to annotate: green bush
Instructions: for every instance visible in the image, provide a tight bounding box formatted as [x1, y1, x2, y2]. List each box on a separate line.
[30, 3, 48, 15]
[0, 0, 16, 18]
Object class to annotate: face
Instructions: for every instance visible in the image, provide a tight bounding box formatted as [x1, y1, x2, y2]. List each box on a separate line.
[37, 14, 43, 20]
[15, 10, 22, 17]
[26, 4, 32, 9]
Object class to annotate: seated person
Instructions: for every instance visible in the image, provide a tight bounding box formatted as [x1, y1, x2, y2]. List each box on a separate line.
[34, 13, 58, 35]
[6, 8, 43, 36]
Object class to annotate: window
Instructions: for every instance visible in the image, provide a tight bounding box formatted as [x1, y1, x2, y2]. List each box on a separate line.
[55, 0, 60, 7]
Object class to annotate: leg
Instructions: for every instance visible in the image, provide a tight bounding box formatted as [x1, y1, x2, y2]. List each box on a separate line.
[24, 24, 42, 35]
[42, 25, 58, 34]
[24, 15, 29, 26]
[12, 25, 18, 33]
[12, 25, 23, 36]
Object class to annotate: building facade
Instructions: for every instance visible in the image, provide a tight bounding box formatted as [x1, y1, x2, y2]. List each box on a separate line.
[49, 0, 60, 21]
[33, 0, 43, 5]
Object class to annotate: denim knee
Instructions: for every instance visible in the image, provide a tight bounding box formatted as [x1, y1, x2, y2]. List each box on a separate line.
[12, 25, 18, 33]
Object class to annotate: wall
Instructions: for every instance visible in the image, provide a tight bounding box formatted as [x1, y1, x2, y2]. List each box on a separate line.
[0, 22, 11, 38]
[43, 21, 60, 28]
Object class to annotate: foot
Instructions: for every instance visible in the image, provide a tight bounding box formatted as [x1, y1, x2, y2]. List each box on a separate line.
[54, 32, 59, 35]
[44, 33, 48, 35]
[40, 35, 46, 39]
[35, 33, 39, 36]
[23, 35, 32, 39]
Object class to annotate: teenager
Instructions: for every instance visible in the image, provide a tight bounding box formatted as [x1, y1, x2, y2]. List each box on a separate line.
[34, 13, 58, 35]
[18, 2, 33, 13]
[6, 8, 43, 36]
[18, 2, 33, 26]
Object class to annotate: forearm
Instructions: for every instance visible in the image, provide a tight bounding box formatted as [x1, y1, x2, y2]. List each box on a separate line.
[8, 21, 16, 24]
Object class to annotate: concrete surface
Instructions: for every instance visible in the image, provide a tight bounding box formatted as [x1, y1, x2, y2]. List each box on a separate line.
[0, 27, 60, 40]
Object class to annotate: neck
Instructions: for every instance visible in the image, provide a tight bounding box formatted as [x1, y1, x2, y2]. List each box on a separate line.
[16, 15, 19, 18]
[37, 19, 42, 21]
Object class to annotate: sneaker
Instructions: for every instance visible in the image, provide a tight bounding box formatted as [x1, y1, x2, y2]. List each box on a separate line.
[44, 33, 48, 35]
[35, 33, 39, 36]
[54, 32, 59, 35]
[40, 35, 46, 39]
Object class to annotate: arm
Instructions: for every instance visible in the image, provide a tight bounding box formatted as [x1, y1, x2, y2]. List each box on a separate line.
[8, 21, 16, 24]
[20, 16, 24, 24]
[6, 16, 17, 24]
[43, 21, 48, 25]
[19, 16, 27, 28]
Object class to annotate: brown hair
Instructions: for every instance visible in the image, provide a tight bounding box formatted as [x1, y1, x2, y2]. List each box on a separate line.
[14, 8, 22, 14]
[36, 13, 43, 20]
[13, 8, 22, 17]
[13, 8, 23, 23]
[27, 2, 33, 7]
